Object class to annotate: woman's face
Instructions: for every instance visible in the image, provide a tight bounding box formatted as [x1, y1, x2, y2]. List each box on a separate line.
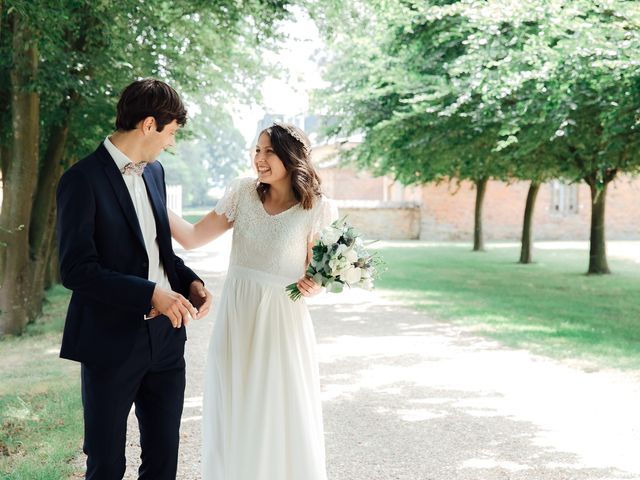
[254, 132, 289, 184]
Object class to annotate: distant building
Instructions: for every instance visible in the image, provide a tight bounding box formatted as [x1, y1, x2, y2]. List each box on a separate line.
[418, 176, 640, 242]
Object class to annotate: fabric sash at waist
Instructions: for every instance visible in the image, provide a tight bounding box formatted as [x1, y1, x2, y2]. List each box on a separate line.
[226, 265, 296, 289]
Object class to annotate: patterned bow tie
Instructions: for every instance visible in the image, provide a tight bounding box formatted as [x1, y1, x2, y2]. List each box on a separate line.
[120, 161, 147, 176]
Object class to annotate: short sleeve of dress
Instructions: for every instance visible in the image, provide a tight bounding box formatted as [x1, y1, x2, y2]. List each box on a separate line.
[310, 196, 339, 240]
[214, 177, 253, 222]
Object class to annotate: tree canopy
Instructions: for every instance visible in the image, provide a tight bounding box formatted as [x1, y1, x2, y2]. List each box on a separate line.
[312, 0, 640, 269]
[0, 0, 291, 335]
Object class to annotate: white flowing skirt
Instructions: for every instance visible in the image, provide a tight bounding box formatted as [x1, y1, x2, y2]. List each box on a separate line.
[202, 265, 327, 480]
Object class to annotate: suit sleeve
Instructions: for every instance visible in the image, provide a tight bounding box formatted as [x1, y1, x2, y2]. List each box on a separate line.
[56, 168, 155, 313]
[174, 254, 203, 294]
[157, 162, 203, 294]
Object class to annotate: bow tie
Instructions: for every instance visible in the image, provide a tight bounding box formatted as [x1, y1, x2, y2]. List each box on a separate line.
[120, 162, 147, 176]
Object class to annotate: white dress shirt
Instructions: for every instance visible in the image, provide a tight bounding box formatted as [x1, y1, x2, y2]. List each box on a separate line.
[104, 137, 172, 292]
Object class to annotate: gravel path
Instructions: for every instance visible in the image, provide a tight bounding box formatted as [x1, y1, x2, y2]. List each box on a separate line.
[106, 238, 640, 479]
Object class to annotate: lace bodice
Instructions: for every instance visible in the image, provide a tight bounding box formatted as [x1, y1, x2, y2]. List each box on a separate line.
[214, 177, 338, 281]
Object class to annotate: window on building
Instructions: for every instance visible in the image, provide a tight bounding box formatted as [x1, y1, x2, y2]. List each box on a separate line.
[550, 180, 579, 215]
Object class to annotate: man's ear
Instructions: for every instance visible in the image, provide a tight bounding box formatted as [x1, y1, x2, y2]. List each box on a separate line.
[139, 116, 156, 135]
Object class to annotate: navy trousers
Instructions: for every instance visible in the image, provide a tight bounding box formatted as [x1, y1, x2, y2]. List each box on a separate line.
[81, 316, 186, 480]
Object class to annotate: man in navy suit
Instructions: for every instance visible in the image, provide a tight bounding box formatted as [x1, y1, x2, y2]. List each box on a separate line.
[56, 79, 212, 480]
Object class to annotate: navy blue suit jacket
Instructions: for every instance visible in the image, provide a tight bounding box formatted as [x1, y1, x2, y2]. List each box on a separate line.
[56, 143, 201, 367]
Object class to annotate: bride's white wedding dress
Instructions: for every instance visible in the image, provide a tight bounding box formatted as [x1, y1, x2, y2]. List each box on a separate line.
[202, 177, 337, 480]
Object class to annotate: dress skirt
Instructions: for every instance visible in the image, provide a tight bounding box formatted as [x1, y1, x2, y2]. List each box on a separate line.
[202, 265, 327, 480]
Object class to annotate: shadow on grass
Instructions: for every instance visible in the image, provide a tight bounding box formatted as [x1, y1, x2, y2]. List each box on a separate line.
[313, 291, 640, 479]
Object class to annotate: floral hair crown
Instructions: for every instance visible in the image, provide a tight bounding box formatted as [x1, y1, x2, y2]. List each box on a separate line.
[273, 122, 311, 156]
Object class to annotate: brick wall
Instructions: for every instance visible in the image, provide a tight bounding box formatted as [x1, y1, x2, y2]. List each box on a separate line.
[319, 167, 385, 201]
[420, 176, 640, 241]
[316, 157, 639, 241]
[337, 203, 421, 240]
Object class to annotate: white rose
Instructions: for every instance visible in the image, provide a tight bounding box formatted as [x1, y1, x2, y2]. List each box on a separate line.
[329, 257, 348, 277]
[341, 267, 362, 284]
[335, 244, 348, 256]
[338, 260, 351, 276]
[344, 247, 358, 264]
[328, 257, 340, 274]
[321, 227, 342, 245]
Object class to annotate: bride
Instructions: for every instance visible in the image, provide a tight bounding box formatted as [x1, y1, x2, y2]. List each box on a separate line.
[168, 122, 337, 479]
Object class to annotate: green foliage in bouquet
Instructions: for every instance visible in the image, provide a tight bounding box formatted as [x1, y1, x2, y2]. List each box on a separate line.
[286, 217, 385, 301]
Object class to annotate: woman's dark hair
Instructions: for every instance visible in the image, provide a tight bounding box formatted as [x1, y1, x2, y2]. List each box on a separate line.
[257, 123, 322, 210]
[115, 78, 187, 132]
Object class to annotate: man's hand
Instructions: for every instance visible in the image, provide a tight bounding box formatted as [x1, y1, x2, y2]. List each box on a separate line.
[151, 286, 198, 328]
[189, 280, 213, 319]
[296, 276, 322, 298]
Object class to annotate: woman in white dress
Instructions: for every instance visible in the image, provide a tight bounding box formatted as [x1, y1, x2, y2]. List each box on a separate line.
[168, 123, 337, 480]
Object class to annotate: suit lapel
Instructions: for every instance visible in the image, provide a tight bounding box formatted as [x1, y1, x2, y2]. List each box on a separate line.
[142, 165, 171, 266]
[143, 168, 181, 290]
[142, 169, 170, 253]
[99, 146, 146, 251]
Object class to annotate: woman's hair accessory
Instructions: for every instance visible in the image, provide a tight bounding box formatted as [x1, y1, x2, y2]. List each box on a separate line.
[273, 122, 311, 155]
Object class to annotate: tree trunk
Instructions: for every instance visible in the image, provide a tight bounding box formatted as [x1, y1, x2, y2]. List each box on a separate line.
[44, 154, 75, 291]
[519, 182, 540, 264]
[0, 14, 39, 336]
[0, 145, 7, 191]
[473, 177, 488, 251]
[26, 122, 69, 319]
[585, 172, 615, 275]
[45, 237, 60, 290]
[0, 0, 9, 181]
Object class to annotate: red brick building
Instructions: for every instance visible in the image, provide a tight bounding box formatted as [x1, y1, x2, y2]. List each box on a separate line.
[419, 176, 639, 241]
[313, 144, 640, 241]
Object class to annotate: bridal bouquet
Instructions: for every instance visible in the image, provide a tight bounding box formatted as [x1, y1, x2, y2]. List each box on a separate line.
[286, 217, 384, 301]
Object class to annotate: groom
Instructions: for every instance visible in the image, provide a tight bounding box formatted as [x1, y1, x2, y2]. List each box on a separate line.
[56, 78, 212, 479]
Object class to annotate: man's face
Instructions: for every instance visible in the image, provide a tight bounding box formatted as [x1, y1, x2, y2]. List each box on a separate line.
[143, 119, 180, 163]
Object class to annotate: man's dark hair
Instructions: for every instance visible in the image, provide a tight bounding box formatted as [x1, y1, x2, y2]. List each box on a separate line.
[115, 78, 187, 132]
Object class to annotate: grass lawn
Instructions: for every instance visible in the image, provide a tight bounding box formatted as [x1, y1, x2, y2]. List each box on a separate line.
[375, 243, 640, 369]
[0, 285, 83, 480]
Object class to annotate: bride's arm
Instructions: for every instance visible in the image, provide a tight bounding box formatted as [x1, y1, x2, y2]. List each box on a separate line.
[168, 209, 233, 250]
[298, 239, 322, 297]
[305, 238, 317, 267]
